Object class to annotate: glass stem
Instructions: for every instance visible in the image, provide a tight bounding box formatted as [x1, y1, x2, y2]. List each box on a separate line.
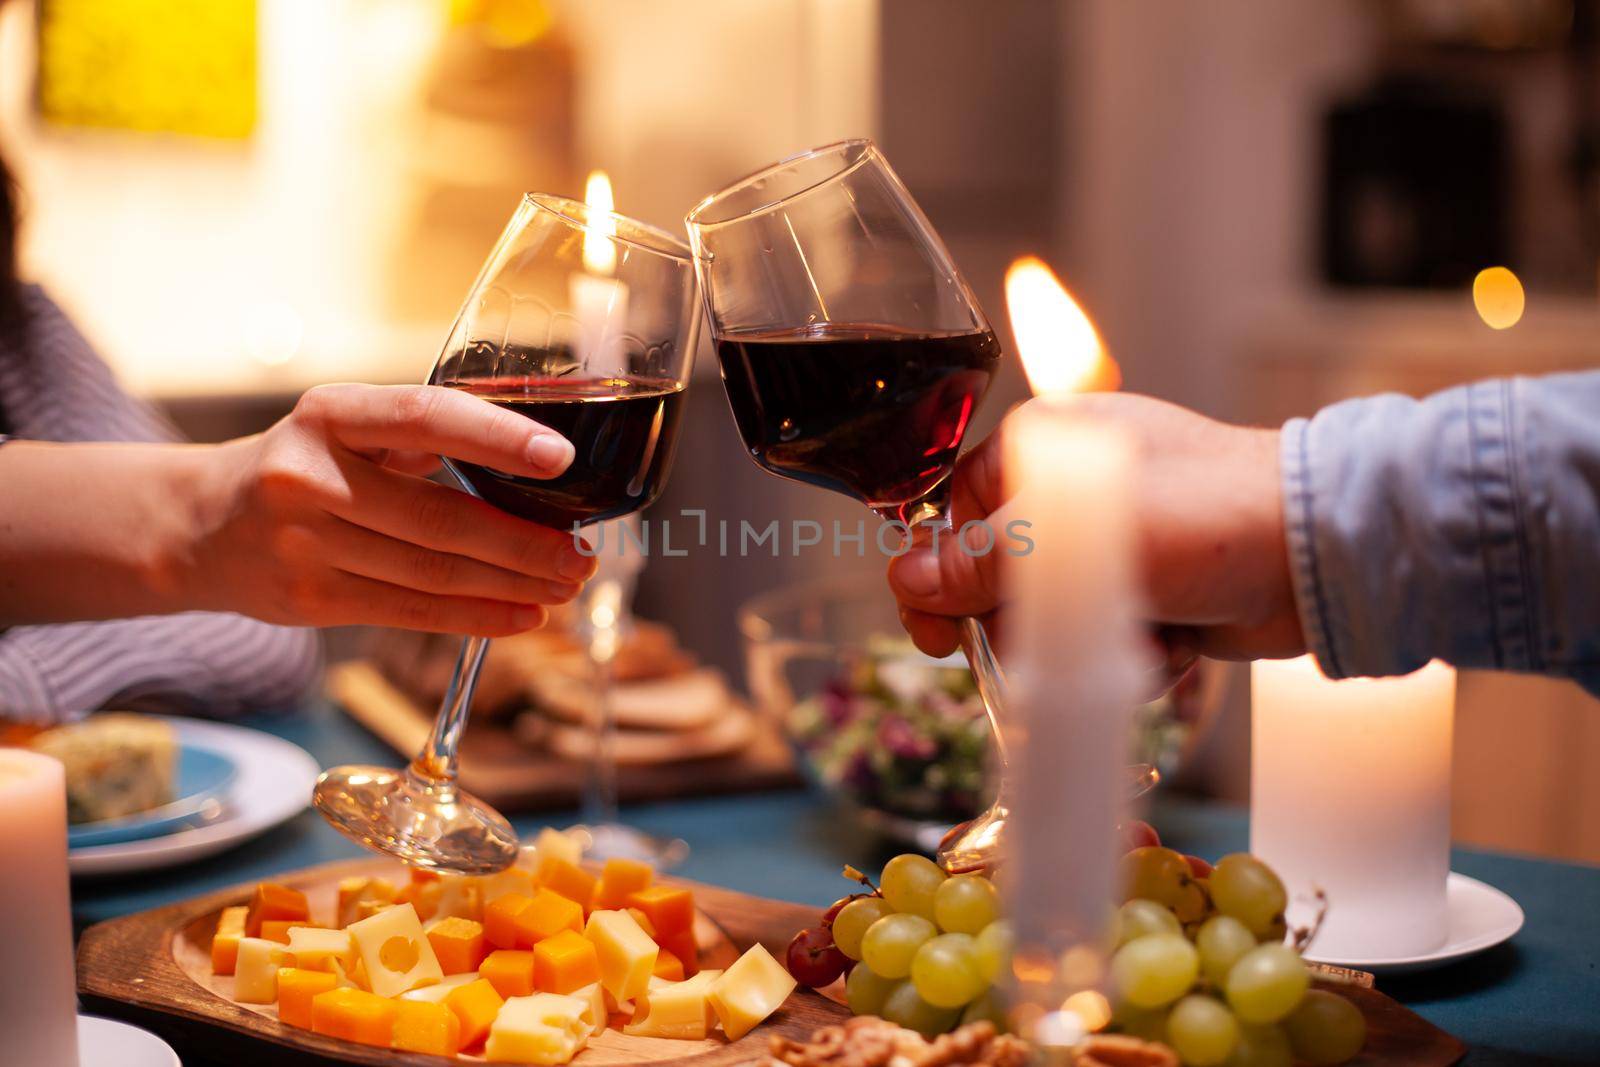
[581, 578, 625, 826]
[415, 635, 490, 786]
[909, 511, 1011, 769]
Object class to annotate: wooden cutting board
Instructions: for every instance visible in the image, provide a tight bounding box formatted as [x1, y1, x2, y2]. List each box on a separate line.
[328, 661, 800, 811]
[76, 857, 1466, 1067]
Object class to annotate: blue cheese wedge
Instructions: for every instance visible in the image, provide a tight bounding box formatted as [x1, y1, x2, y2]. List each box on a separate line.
[29, 713, 175, 823]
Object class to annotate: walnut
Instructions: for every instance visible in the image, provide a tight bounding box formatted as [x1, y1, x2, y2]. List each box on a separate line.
[765, 1018, 1034, 1067]
[1075, 1034, 1179, 1067]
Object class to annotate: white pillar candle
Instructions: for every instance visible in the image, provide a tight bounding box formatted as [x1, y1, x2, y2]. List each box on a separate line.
[568, 272, 631, 378]
[1250, 655, 1455, 958]
[1002, 405, 1147, 1016]
[0, 749, 80, 1065]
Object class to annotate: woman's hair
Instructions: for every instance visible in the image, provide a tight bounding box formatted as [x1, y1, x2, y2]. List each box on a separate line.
[0, 150, 18, 329]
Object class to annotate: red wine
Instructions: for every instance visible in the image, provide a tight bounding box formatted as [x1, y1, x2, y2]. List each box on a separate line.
[715, 325, 1000, 519]
[441, 377, 687, 528]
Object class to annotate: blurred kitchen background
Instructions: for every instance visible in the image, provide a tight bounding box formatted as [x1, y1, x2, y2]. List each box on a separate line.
[2, 1, 1598, 861]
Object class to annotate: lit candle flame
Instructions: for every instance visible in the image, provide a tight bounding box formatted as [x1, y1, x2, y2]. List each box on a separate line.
[1004, 255, 1120, 396]
[583, 170, 618, 276]
[1473, 266, 1524, 330]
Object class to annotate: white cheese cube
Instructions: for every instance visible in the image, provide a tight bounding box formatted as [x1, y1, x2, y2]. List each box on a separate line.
[400, 971, 480, 1003]
[233, 937, 291, 1004]
[624, 969, 724, 1040]
[534, 827, 584, 867]
[707, 944, 797, 1041]
[346, 902, 443, 998]
[584, 910, 658, 1003]
[485, 992, 590, 1064]
[286, 926, 355, 972]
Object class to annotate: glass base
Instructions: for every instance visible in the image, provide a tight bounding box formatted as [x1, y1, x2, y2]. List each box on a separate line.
[568, 822, 688, 869]
[936, 762, 1161, 874]
[313, 763, 519, 874]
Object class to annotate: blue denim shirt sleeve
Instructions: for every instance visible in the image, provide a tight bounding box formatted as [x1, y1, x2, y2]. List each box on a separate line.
[1280, 371, 1600, 698]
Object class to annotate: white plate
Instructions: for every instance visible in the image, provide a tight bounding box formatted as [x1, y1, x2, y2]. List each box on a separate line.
[78, 1014, 180, 1067]
[1300, 871, 1525, 974]
[69, 718, 321, 878]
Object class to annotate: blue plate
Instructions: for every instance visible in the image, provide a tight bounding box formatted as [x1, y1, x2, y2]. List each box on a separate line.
[68, 745, 238, 849]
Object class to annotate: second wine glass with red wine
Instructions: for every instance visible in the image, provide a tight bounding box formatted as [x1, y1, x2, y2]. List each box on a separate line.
[314, 193, 699, 873]
[687, 141, 1155, 872]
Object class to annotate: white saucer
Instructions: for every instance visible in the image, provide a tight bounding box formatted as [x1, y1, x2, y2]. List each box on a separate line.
[78, 1014, 180, 1067]
[1298, 872, 1524, 974]
[69, 718, 321, 878]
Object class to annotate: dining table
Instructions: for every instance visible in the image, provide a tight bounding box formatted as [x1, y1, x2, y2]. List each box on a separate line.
[69, 700, 1600, 1067]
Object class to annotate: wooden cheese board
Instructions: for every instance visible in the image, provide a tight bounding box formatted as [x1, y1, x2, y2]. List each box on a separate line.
[329, 661, 801, 812]
[76, 856, 1467, 1067]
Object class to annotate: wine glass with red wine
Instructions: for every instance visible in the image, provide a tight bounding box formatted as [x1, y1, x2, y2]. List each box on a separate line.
[687, 141, 1155, 872]
[314, 193, 699, 873]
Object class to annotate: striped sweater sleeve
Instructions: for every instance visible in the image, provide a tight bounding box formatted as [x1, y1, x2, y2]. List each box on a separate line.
[0, 287, 321, 722]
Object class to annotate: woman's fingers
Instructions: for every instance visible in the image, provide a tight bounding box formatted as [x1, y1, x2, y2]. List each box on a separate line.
[311, 570, 550, 637]
[299, 383, 574, 479]
[324, 458, 597, 584]
[325, 517, 582, 606]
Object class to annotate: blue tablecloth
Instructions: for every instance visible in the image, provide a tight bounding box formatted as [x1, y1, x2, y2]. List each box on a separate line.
[71, 703, 1600, 1066]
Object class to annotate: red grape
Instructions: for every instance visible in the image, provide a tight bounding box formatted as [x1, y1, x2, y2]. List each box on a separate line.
[1185, 854, 1214, 878]
[787, 926, 850, 987]
[1120, 820, 1161, 852]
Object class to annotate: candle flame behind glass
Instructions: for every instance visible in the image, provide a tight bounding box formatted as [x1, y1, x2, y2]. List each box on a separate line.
[1004, 256, 1120, 396]
[583, 170, 619, 276]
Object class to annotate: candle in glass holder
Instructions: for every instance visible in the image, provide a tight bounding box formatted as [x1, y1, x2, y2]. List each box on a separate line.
[0, 748, 80, 1065]
[1002, 405, 1146, 1028]
[1250, 655, 1455, 958]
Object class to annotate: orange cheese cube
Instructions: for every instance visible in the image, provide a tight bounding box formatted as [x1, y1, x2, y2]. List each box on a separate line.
[659, 927, 699, 977]
[258, 919, 307, 944]
[534, 929, 602, 995]
[515, 888, 584, 947]
[210, 905, 248, 976]
[652, 948, 685, 982]
[411, 868, 443, 885]
[428, 916, 487, 975]
[627, 885, 694, 937]
[591, 858, 654, 912]
[392, 999, 462, 1056]
[246, 882, 309, 938]
[277, 967, 339, 1030]
[481, 949, 538, 997]
[310, 987, 398, 1047]
[484, 892, 533, 950]
[538, 856, 597, 910]
[445, 977, 504, 1050]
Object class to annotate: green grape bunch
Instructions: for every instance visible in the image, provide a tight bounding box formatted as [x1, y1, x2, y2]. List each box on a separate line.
[787, 826, 1366, 1067]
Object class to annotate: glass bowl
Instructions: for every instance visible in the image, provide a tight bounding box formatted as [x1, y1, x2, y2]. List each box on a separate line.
[738, 575, 1227, 844]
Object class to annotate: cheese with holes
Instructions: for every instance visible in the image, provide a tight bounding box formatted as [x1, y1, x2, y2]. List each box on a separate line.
[570, 982, 607, 1037]
[287, 926, 356, 972]
[485, 992, 590, 1065]
[234, 937, 292, 1003]
[583, 910, 657, 1002]
[706, 944, 796, 1041]
[623, 969, 724, 1040]
[347, 902, 443, 998]
[337, 876, 397, 928]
